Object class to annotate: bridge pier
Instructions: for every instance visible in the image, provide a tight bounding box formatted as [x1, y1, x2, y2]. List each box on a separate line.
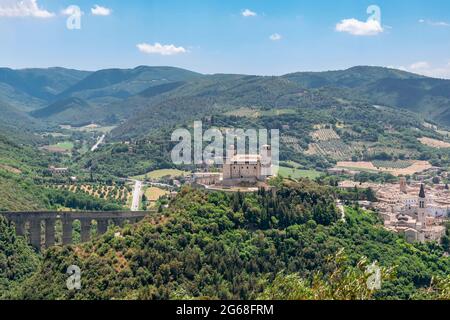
[113, 218, 124, 228]
[15, 219, 26, 237]
[97, 219, 108, 235]
[30, 218, 41, 249]
[45, 219, 56, 248]
[80, 219, 91, 243]
[62, 219, 73, 246]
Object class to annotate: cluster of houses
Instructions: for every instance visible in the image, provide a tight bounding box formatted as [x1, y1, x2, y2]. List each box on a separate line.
[340, 178, 448, 243]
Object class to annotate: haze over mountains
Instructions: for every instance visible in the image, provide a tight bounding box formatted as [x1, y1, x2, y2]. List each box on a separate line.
[2, 65, 450, 139]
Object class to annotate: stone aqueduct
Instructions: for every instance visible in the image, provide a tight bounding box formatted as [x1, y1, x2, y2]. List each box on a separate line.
[0, 211, 149, 250]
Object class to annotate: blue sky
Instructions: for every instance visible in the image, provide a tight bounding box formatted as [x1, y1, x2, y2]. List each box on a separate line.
[1, 0, 450, 77]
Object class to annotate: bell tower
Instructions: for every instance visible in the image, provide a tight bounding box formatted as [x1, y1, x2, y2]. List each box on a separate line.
[418, 184, 427, 229]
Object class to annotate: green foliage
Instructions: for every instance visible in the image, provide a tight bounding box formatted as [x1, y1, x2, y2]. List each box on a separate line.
[0, 216, 40, 297]
[258, 249, 395, 300]
[11, 181, 450, 300]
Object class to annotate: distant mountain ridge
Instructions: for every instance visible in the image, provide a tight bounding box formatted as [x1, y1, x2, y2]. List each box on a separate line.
[2, 65, 450, 134]
[57, 66, 202, 100]
[0, 67, 91, 111]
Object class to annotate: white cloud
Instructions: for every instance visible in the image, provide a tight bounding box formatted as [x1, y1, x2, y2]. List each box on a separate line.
[336, 18, 383, 36]
[137, 43, 187, 56]
[419, 19, 450, 27]
[242, 9, 257, 17]
[394, 61, 450, 79]
[409, 61, 431, 71]
[269, 33, 282, 41]
[91, 5, 112, 16]
[0, 0, 54, 18]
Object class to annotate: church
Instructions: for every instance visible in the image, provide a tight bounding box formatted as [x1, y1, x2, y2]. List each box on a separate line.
[385, 184, 446, 243]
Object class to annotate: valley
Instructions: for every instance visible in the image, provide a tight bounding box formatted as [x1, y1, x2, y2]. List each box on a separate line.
[0, 65, 449, 300]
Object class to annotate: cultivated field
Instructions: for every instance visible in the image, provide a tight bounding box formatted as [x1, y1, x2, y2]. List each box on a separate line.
[372, 160, 413, 169]
[307, 140, 353, 161]
[224, 107, 295, 118]
[281, 135, 303, 152]
[0, 164, 21, 174]
[145, 187, 169, 202]
[134, 169, 189, 180]
[41, 141, 74, 154]
[56, 184, 131, 204]
[52, 142, 74, 150]
[60, 124, 117, 133]
[278, 166, 322, 180]
[336, 160, 432, 176]
[311, 128, 341, 141]
[418, 137, 450, 149]
[306, 127, 353, 161]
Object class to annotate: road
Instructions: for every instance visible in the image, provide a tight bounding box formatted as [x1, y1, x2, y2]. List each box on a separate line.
[130, 180, 143, 211]
[91, 134, 106, 152]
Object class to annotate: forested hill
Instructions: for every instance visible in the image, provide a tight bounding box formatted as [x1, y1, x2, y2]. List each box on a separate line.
[0, 216, 41, 296]
[284, 66, 450, 121]
[12, 180, 450, 300]
[105, 66, 450, 139]
[3, 65, 450, 136]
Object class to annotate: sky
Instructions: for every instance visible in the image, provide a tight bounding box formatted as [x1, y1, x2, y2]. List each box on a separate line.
[1, 0, 450, 77]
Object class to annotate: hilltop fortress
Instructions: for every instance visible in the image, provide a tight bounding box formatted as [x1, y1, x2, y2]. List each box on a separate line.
[193, 144, 273, 190]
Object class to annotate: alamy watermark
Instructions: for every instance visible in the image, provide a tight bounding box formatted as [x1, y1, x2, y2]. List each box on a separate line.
[63, 5, 82, 30]
[66, 265, 81, 290]
[367, 5, 382, 24]
[366, 262, 382, 290]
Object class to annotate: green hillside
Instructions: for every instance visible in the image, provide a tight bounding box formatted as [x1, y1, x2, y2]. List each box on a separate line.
[9, 65, 450, 130]
[57, 66, 203, 104]
[0, 99, 43, 134]
[285, 66, 450, 125]
[12, 182, 450, 300]
[0, 67, 91, 111]
[30, 97, 98, 126]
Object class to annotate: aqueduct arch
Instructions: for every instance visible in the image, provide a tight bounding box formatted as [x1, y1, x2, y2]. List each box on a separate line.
[0, 211, 149, 250]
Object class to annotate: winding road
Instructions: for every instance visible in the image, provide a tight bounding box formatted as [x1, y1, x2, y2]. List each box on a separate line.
[130, 180, 143, 211]
[91, 135, 106, 152]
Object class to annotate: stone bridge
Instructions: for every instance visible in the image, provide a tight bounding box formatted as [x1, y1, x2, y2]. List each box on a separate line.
[0, 211, 149, 250]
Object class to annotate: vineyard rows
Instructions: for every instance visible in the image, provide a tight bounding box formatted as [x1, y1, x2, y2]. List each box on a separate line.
[308, 140, 353, 161]
[311, 129, 341, 141]
[372, 160, 413, 169]
[56, 184, 132, 205]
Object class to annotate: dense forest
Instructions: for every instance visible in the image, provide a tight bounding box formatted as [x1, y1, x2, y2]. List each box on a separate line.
[0, 216, 40, 295]
[3, 180, 448, 300]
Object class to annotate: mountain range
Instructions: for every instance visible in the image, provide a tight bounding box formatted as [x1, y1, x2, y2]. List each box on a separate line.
[2, 65, 450, 139]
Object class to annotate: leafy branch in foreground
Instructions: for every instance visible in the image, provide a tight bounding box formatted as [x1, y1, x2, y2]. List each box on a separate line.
[258, 249, 395, 300]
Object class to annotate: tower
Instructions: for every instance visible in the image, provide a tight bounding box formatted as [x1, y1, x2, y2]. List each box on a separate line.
[418, 184, 427, 230]
[399, 177, 407, 194]
[223, 145, 235, 180]
[260, 144, 272, 178]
